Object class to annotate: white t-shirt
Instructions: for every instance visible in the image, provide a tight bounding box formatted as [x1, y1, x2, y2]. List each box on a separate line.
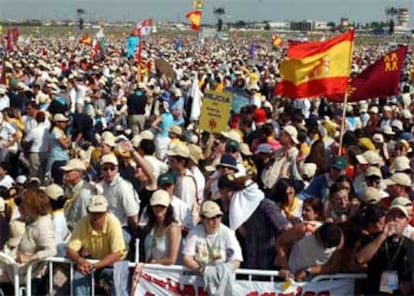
[183, 224, 243, 265]
[289, 233, 336, 274]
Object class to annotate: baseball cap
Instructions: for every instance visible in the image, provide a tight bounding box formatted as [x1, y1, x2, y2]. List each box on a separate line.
[169, 125, 183, 136]
[356, 150, 380, 165]
[302, 163, 317, 179]
[384, 173, 411, 187]
[158, 173, 176, 187]
[331, 156, 348, 170]
[88, 195, 108, 213]
[220, 130, 242, 143]
[254, 143, 274, 155]
[200, 200, 223, 218]
[389, 197, 412, 218]
[361, 187, 382, 205]
[216, 154, 239, 171]
[283, 125, 299, 144]
[53, 113, 68, 122]
[44, 183, 64, 200]
[100, 154, 119, 166]
[365, 166, 382, 178]
[61, 158, 87, 172]
[390, 156, 411, 173]
[225, 140, 240, 152]
[150, 190, 171, 207]
[188, 144, 204, 164]
[166, 144, 190, 158]
[240, 143, 253, 156]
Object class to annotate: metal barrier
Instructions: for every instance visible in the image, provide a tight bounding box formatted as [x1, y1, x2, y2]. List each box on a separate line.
[0, 252, 20, 296]
[24, 256, 368, 296]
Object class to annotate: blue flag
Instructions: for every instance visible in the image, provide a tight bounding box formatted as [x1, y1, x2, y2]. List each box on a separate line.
[126, 36, 140, 58]
[175, 38, 183, 52]
[249, 39, 256, 59]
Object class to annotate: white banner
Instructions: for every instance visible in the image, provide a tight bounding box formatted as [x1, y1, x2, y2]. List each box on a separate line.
[131, 264, 355, 296]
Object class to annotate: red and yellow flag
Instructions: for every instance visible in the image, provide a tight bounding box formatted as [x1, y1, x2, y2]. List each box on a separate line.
[272, 35, 283, 49]
[79, 33, 92, 46]
[186, 10, 202, 31]
[275, 30, 354, 98]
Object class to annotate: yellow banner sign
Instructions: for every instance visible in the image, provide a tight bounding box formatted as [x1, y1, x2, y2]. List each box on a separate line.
[199, 90, 233, 133]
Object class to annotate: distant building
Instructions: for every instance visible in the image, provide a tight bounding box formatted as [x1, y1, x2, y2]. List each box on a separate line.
[290, 20, 329, 31]
[267, 21, 290, 30]
[397, 8, 409, 28]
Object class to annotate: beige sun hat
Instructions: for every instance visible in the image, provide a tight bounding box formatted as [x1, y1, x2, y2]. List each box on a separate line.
[88, 195, 108, 213]
[150, 190, 171, 207]
[44, 183, 64, 200]
[167, 144, 190, 158]
[200, 200, 223, 218]
[282, 125, 299, 144]
[60, 158, 87, 172]
[100, 154, 119, 166]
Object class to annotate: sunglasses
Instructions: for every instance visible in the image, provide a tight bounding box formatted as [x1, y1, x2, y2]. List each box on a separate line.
[205, 215, 222, 220]
[102, 166, 116, 172]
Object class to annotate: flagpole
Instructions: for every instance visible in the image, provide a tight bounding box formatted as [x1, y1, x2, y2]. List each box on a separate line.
[338, 91, 348, 156]
[338, 29, 355, 156]
[137, 31, 142, 83]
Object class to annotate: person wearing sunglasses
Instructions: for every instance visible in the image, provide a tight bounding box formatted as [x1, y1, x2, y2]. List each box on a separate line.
[101, 153, 140, 245]
[182, 200, 243, 275]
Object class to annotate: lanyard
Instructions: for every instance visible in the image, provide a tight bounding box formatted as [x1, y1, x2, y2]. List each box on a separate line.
[204, 227, 221, 260]
[385, 236, 404, 270]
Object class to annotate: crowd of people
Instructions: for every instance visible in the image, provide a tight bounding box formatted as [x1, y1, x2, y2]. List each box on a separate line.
[0, 33, 413, 295]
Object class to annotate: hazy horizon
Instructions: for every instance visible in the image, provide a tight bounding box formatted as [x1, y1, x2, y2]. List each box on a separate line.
[0, 0, 412, 26]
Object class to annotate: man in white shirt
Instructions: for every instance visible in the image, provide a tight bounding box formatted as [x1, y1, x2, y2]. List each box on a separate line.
[22, 102, 38, 133]
[166, 145, 197, 213]
[101, 154, 140, 244]
[24, 111, 50, 178]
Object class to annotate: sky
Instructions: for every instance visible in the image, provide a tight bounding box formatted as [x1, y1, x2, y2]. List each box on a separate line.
[0, 0, 412, 25]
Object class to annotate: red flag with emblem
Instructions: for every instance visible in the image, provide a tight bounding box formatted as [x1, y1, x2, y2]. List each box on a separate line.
[328, 46, 408, 102]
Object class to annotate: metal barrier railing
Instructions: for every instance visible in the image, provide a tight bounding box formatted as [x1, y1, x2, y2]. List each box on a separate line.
[24, 256, 367, 296]
[0, 252, 20, 296]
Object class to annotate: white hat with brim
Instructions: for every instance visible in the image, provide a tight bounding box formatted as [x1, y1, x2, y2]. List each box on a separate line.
[44, 183, 64, 200]
[361, 187, 382, 204]
[283, 125, 299, 144]
[384, 173, 411, 187]
[88, 195, 108, 213]
[220, 130, 242, 143]
[390, 156, 411, 173]
[100, 154, 119, 166]
[150, 190, 171, 207]
[61, 158, 87, 172]
[200, 200, 223, 218]
[166, 144, 190, 158]
[53, 113, 68, 122]
[389, 197, 412, 218]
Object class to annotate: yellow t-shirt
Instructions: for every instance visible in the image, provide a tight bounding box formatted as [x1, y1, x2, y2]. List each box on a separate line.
[68, 213, 127, 260]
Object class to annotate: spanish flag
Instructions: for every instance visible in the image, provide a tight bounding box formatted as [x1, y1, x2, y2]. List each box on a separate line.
[79, 33, 92, 46]
[272, 35, 283, 49]
[186, 10, 202, 31]
[275, 30, 354, 99]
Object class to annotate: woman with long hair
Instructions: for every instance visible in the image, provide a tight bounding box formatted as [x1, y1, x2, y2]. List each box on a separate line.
[217, 174, 292, 270]
[144, 190, 181, 265]
[305, 139, 328, 176]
